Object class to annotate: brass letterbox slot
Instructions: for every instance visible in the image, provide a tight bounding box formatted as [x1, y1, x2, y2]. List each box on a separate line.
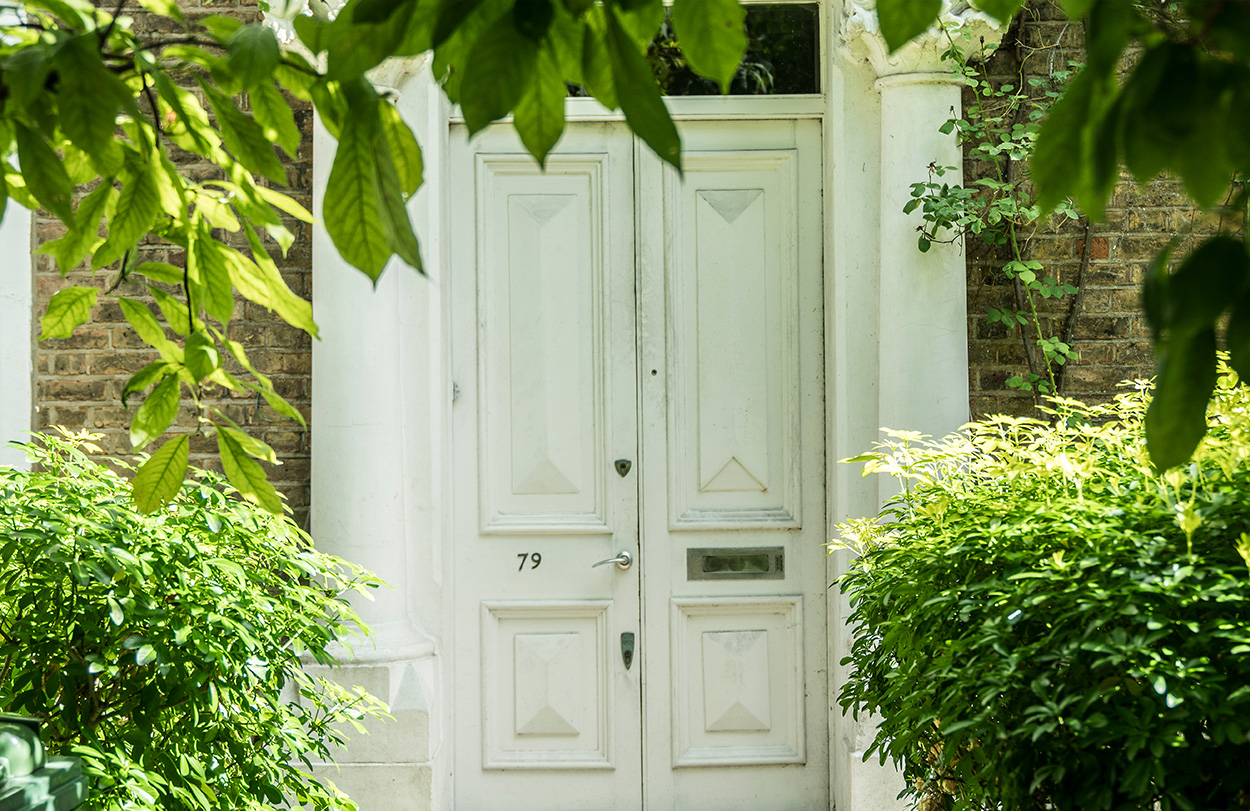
[686, 547, 784, 581]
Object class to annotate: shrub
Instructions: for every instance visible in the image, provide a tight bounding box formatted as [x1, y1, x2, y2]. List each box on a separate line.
[0, 429, 388, 811]
[836, 367, 1250, 811]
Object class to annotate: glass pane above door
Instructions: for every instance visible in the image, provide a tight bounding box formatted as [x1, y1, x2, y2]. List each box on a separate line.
[568, 3, 820, 97]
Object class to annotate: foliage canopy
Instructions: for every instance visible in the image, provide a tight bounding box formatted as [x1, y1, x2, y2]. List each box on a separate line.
[0, 0, 747, 511]
[0, 429, 388, 810]
[837, 366, 1250, 811]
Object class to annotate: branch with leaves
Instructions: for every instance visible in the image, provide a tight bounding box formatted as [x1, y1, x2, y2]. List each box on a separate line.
[5, 0, 748, 513]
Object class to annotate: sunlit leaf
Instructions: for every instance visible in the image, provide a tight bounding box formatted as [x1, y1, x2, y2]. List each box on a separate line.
[130, 377, 181, 451]
[39, 286, 98, 340]
[133, 434, 189, 514]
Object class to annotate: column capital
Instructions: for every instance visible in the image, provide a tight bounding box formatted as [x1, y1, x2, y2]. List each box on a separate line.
[262, 0, 431, 94]
[841, 0, 1006, 78]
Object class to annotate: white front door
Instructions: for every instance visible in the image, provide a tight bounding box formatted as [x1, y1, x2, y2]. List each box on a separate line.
[451, 118, 826, 810]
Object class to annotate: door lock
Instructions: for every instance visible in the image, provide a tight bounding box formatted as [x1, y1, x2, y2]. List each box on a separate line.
[592, 550, 633, 570]
[621, 632, 635, 669]
[614, 459, 632, 477]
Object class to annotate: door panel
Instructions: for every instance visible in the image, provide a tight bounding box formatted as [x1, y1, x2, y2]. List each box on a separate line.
[638, 120, 827, 811]
[452, 119, 825, 810]
[452, 124, 641, 811]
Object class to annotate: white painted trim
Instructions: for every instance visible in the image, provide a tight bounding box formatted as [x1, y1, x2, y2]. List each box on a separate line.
[0, 206, 33, 469]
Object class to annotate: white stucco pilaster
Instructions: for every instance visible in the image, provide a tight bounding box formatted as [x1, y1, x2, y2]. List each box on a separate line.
[0, 206, 33, 469]
[305, 52, 451, 811]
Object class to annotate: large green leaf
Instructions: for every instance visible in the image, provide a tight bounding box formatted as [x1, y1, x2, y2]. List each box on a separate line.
[972, 0, 1026, 24]
[1227, 291, 1250, 383]
[227, 25, 281, 89]
[217, 425, 277, 465]
[119, 297, 183, 365]
[604, 6, 680, 169]
[2, 45, 52, 110]
[130, 377, 181, 451]
[1159, 236, 1250, 339]
[1032, 68, 1112, 216]
[135, 0, 183, 22]
[373, 127, 425, 273]
[38, 286, 98, 340]
[323, 0, 415, 81]
[380, 101, 423, 196]
[459, 16, 539, 133]
[217, 430, 282, 514]
[133, 435, 189, 514]
[35, 182, 116, 274]
[14, 122, 75, 225]
[53, 36, 130, 175]
[188, 227, 238, 325]
[671, 0, 746, 92]
[121, 361, 173, 408]
[184, 331, 221, 382]
[1145, 328, 1218, 471]
[875, 0, 942, 53]
[200, 82, 288, 184]
[238, 222, 319, 335]
[325, 113, 393, 279]
[149, 285, 200, 336]
[513, 46, 566, 167]
[94, 158, 161, 269]
[251, 81, 302, 160]
[580, 8, 617, 109]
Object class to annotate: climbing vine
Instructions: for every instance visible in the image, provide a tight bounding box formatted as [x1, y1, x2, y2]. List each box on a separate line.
[906, 25, 1085, 400]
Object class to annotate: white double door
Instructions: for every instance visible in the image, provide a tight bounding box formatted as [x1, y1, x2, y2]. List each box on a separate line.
[450, 118, 826, 810]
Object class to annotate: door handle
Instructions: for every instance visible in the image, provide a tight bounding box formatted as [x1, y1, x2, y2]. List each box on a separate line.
[592, 550, 633, 570]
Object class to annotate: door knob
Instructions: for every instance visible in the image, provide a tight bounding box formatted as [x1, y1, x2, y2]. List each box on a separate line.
[592, 550, 633, 570]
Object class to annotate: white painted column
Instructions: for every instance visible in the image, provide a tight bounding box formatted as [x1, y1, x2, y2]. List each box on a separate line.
[0, 207, 33, 469]
[877, 72, 968, 438]
[305, 53, 451, 811]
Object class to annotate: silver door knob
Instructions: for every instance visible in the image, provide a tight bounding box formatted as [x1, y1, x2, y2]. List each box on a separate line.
[592, 550, 633, 570]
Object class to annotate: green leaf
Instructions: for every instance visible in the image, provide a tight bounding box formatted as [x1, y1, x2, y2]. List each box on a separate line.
[130, 377, 181, 451]
[185, 331, 220, 382]
[513, 45, 566, 167]
[122, 362, 173, 408]
[671, 0, 746, 92]
[581, 9, 618, 109]
[251, 81, 302, 160]
[324, 1, 415, 81]
[972, 0, 1026, 24]
[132, 434, 189, 514]
[200, 81, 288, 184]
[35, 182, 117, 274]
[875, 0, 942, 53]
[188, 224, 237, 324]
[604, 6, 680, 169]
[238, 222, 320, 335]
[217, 425, 277, 465]
[227, 25, 281, 89]
[380, 101, 423, 196]
[14, 122, 76, 225]
[119, 297, 182, 364]
[459, 15, 539, 133]
[135, 644, 157, 666]
[53, 36, 130, 175]
[1032, 68, 1114, 217]
[148, 285, 198, 336]
[254, 186, 314, 223]
[1228, 291, 1250, 384]
[1160, 236, 1250, 339]
[135, 262, 185, 285]
[2, 45, 52, 110]
[1145, 328, 1218, 470]
[1059, 0, 1094, 18]
[217, 430, 282, 514]
[433, 0, 488, 47]
[39, 286, 98, 340]
[94, 158, 161, 269]
[325, 113, 393, 279]
[135, 0, 183, 22]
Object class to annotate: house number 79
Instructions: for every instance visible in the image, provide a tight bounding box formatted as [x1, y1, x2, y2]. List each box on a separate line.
[517, 553, 542, 571]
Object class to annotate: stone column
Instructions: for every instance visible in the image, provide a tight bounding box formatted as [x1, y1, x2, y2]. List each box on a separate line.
[845, 0, 1003, 441]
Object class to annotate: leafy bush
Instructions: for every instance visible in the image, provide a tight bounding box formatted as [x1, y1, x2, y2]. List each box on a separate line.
[0, 430, 388, 810]
[836, 367, 1250, 811]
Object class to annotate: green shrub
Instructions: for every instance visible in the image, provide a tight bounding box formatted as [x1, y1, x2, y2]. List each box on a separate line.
[836, 367, 1250, 811]
[0, 429, 388, 810]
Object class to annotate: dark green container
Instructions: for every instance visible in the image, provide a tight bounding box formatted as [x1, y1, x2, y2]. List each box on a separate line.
[0, 715, 88, 811]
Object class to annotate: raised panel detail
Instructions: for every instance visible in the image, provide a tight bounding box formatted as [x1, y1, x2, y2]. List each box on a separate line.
[702, 630, 771, 732]
[671, 597, 804, 767]
[666, 153, 802, 529]
[482, 601, 612, 769]
[515, 633, 582, 735]
[477, 155, 613, 534]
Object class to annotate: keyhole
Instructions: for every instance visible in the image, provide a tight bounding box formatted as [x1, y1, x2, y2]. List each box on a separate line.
[615, 459, 632, 478]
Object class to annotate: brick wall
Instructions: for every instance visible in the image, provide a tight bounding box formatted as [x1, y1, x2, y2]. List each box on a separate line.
[33, 0, 314, 524]
[965, 1, 1215, 418]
